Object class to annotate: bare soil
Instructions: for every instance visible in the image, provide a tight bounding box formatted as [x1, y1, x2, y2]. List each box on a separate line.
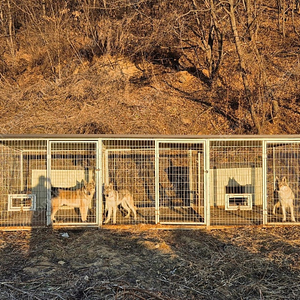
[1, 226, 300, 299]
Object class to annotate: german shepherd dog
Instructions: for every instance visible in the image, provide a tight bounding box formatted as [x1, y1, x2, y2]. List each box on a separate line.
[273, 176, 296, 222]
[103, 183, 137, 224]
[51, 180, 95, 223]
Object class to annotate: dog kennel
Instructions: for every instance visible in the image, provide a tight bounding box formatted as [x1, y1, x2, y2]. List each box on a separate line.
[0, 134, 299, 229]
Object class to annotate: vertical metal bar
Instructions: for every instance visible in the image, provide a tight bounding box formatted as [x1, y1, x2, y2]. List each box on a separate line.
[262, 141, 268, 225]
[155, 140, 160, 224]
[104, 148, 109, 185]
[20, 151, 23, 192]
[97, 139, 102, 227]
[189, 149, 193, 205]
[205, 140, 210, 227]
[273, 146, 276, 189]
[197, 152, 202, 220]
[46, 140, 51, 226]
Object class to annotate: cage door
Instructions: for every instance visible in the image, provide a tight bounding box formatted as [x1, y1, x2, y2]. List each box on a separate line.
[49, 141, 97, 225]
[158, 141, 205, 224]
[266, 142, 300, 224]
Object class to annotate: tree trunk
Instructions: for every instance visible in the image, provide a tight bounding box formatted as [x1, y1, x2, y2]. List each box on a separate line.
[7, 0, 14, 57]
[227, 0, 262, 133]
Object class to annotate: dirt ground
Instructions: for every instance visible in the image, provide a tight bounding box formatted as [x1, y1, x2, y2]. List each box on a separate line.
[0, 226, 300, 300]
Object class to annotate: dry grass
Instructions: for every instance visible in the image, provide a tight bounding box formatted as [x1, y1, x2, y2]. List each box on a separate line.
[0, 56, 230, 136]
[1, 226, 300, 299]
[1, 1, 300, 135]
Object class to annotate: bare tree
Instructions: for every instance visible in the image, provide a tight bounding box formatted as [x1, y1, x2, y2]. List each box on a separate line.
[0, 0, 16, 57]
[225, 0, 262, 133]
[174, 0, 224, 85]
[244, 0, 279, 121]
[277, 0, 287, 37]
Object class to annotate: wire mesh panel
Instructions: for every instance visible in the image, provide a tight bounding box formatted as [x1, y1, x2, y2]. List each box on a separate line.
[266, 142, 300, 223]
[50, 142, 97, 225]
[102, 140, 155, 225]
[158, 142, 205, 224]
[209, 140, 263, 226]
[4, 135, 300, 230]
[0, 140, 47, 228]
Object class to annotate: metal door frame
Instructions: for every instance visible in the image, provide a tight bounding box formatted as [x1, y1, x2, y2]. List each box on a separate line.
[47, 140, 99, 226]
[156, 140, 206, 225]
[264, 140, 300, 225]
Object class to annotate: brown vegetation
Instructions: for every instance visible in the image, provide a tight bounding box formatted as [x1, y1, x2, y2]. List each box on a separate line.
[1, 226, 300, 299]
[0, 0, 300, 135]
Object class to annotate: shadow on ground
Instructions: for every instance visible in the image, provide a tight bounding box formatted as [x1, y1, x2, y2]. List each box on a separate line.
[0, 226, 300, 299]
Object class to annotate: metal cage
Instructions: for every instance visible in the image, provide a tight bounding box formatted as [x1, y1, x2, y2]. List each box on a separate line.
[209, 140, 263, 226]
[0, 135, 300, 229]
[266, 141, 300, 224]
[49, 141, 98, 226]
[157, 141, 205, 225]
[0, 140, 48, 228]
[102, 139, 155, 225]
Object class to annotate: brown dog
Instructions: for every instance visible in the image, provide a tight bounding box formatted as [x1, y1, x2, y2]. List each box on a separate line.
[51, 180, 95, 222]
[103, 183, 137, 224]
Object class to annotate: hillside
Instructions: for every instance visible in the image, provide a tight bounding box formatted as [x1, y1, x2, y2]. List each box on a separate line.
[0, 1, 300, 135]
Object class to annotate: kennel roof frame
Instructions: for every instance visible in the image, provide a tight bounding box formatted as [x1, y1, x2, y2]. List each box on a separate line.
[2, 133, 300, 138]
[2, 134, 300, 147]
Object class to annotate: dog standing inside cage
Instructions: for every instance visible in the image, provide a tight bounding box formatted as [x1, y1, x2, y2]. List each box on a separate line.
[103, 183, 137, 224]
[51, 180, 95, 223]
[273, 176, 296, 222]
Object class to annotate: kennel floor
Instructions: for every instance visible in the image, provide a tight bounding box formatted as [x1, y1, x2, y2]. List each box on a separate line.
[209, 205, 264, 226]
[0, 210, 48, 227]
[1, 206, 294, 227]
[102, 206, 205, 225]
[0, 209, 98, 227]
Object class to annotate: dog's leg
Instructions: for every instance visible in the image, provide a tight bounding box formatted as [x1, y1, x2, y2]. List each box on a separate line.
[104, 207, 112, 223]
[113, 206, 117, 224]
[121, 195, 137, 220]
[121, 200, 131, 218]
[127, 195, 137, 220]
[80, 204, 88, 222]
[128, 200, 137, 220]
[282, 205, 287, 222]
[273, 201, 280, 215]
[111, 192, 119, 224]
[290, 204, 296, 222]
[51, 198, 59, 222]
[131, 205, 137, 220]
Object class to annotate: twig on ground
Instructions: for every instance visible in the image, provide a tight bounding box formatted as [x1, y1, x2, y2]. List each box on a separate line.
[0, 282, 43, 300]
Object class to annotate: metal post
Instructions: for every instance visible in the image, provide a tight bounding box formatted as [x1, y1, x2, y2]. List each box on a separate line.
[273, 146, 276, 189]
[262, 141, 268, 225]
[97, 140, 102, 226]
[189, 149, 193, 205]
[20, 151, 23, 192]
[104, 149, 109, 185]
[197, 152, 202, 219]
[46, 140, 51, 226]
[155, 141, 160, 224]
[205, 140, 210, 227]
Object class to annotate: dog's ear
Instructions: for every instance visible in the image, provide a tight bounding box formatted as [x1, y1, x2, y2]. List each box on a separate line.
[275, 176, 279, 181]
[282, 176, 287, 183]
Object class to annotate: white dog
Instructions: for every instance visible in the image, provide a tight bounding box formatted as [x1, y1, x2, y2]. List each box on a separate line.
[273, 176, 296, 222]
[103, 183, 137, 224]
[51, 180, 95, 223]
